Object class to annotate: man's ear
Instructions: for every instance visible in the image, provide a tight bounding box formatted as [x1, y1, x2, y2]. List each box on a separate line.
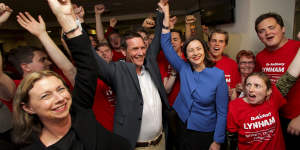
[20, 63, 31, 73]
[120, 48, 127, 57]
[22, 103, 35, 115]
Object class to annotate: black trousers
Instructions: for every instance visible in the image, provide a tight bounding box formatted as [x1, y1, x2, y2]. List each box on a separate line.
[176, 113, 214, 150]
[280, 116, 300, 150]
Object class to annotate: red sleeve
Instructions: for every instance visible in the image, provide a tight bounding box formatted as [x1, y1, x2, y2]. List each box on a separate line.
[271, 85, 287, 110]
[231, 62, 241, 88]
[227, 101, 239, 133]
[254, 53, 263, 72]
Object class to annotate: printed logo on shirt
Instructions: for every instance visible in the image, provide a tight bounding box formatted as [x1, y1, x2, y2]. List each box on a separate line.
[104, 87, 116, 106]
[261, 62, 286, 84]
[243, 112, 276, 143]
[225, 74, 231, 86]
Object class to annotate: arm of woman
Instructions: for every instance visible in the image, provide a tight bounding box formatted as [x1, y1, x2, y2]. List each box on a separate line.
[47, 0, 97, 109]
[160, 1, 185, 72]
[212, 73, 229, 149]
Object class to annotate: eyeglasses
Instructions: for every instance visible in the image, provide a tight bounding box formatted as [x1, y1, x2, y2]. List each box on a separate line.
[239, 61, 255, 65]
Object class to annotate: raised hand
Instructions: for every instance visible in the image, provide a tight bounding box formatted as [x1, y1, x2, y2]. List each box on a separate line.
[73, 5, 84, 23]
[158, 0, 170, 33]
[110, 17, 117, 28]
[169, 16, 177, 29]
[94, 4, 105, 15]
[0, 3, 13, 25]
[17, 12, 46, 38]
[158, 0, 169, 13]
[185, 15, 196, 24]
[142, 17, 155, 28]
[297, 32, 300, 40]
[47, 0, 80, 38]
[160, 0, 168, 6]
[47, 0, 73, 17]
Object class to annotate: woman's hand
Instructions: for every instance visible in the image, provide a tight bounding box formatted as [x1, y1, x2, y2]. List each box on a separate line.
[209, 141, 221, 150]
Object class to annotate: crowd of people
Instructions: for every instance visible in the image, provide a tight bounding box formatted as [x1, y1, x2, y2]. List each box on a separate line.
[0, 0, 299, 150]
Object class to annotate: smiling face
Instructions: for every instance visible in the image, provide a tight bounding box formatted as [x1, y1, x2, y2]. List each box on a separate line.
[256, 17, 286, 50]
[186, 40, 205, 70]
[243, 75, 271, 105]
[238, 56, 255, 77]
[121, 37, 146, 73]
[208, 33, 227, 60]
[23, 76, 72, 122]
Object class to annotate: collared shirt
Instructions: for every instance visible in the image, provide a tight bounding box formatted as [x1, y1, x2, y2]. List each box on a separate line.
[137, 66, 163, 142]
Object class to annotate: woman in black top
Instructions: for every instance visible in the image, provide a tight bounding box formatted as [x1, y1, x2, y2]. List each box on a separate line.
[12, 0, 130, 149]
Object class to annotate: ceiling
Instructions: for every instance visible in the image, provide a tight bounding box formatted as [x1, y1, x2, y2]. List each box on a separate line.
[0, 0, 230, 30]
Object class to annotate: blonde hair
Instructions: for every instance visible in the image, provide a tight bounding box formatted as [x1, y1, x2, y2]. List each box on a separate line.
[12, 70, 68, 144]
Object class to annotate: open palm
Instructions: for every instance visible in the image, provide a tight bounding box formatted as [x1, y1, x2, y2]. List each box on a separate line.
[17, 12, 46, 37]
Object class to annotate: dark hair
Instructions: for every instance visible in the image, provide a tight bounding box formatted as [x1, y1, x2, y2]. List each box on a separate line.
[133, 26, 148, 36]
[183, 38, 215, 68]
[244, 72, 272, 90]
[95, 42, 111, 51]
[236, 50, 255, 64]
[7, 46, 45, 75]
[12, 70, 69, 145]
[171, 29, 184, 41]
[120, 32, 144, 50]
[255, 12, 284, 32]
[208, 28, 229, 45]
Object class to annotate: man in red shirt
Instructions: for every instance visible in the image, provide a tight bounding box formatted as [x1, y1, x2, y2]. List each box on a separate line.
[158, 29, 185, 106]
[255, 12, 300, 150]
[208, 29, 240, 100]
[93, 43, 116, 131]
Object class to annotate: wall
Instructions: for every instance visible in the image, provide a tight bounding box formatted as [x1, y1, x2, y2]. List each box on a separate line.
[216, 0, 296, 59]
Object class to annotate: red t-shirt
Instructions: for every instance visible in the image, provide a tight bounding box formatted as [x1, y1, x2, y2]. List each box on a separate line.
[92, 79, 116, 131]
[112, 50, 125, 62]
[157, 51, 185, 106]
[255, 40, 300, 119]
[227, 86, 286, 150]
[215, 56, 240, 88]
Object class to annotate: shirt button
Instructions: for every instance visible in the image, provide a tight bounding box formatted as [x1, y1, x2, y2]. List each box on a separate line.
[138, 117, 142, 121]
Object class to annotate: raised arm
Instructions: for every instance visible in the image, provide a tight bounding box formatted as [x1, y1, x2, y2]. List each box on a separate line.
[0, 51, 15, 101]
[95, 4, 107, 43]
[16, 12, 76, 86]
[0, 3, 12, 26]
[160, 0, 185, 72]
[145, 0, 164, 59]
[185, 15, 196, 41]
[0, 3, 15, 101]
[47, 0, 97, 109]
